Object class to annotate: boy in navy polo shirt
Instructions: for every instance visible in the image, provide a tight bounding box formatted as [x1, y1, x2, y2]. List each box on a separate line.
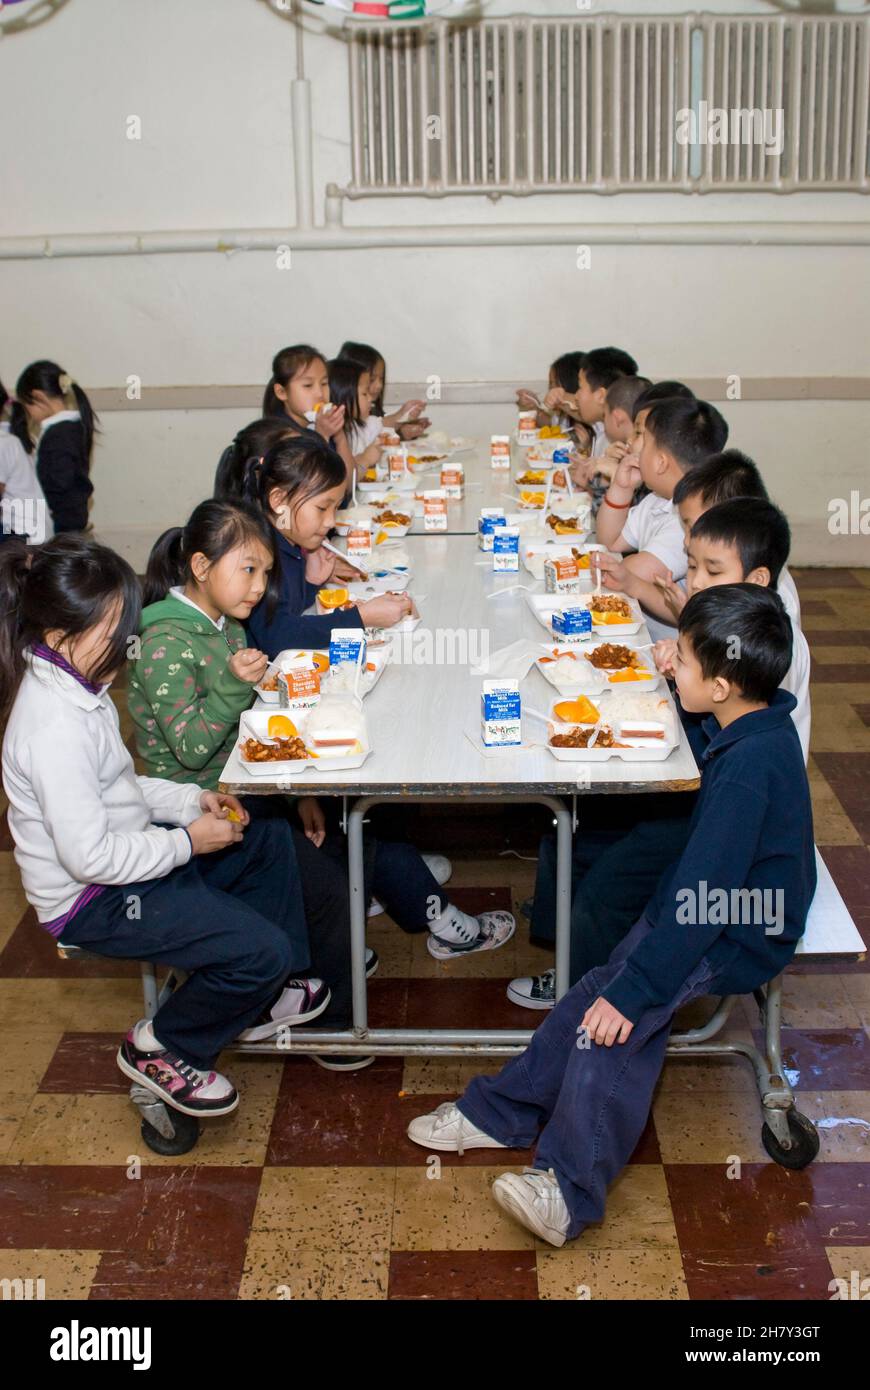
[408, 585, 816, 1245]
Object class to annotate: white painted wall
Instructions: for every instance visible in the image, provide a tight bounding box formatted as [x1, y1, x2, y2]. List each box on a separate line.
[1, 0, 868, 567]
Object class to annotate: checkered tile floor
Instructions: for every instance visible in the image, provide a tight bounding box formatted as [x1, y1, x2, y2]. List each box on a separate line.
[1, 567, 868, 1300]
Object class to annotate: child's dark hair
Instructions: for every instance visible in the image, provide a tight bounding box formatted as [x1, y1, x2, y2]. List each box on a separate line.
[242, 433, 346, 520]
[0, 379, 9, 417]
[550, 351, 586, 394]
[606, 375, 652, 418]
[327, 357, 367, 432]
[690, 499, 790, 588]
[580, 347, 639, 391]
[143, 499, 280, 609]
[263, 345, 325, 417]
[0, 535, 140, 722]
[679, 583, 792, 702]
[215, 418, 298, 500]
[644, 397, 729, 469]
[674, 450, 768, 508]
[633, 380, 695, 418]
[11, 361, 98, 461]
[338, 341, 386, 416]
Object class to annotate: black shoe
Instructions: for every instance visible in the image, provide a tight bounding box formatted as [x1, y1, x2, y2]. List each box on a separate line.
[520, 899, 534, 920]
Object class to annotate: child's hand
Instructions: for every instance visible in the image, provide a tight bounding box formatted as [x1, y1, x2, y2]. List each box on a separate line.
[400, 399, 427, 420]
[358, 442, 383, 470]
[581, 996, 634, 1046]
[594, 551, 633, 595]
[188, 810, 243, 855]
[229, 647, 270, 685]
[652, 638, 678, 677]
[315, 403, 346, 440]
[305, 547, 336, 586]
[398, 418, 430, 440]
[297, 796, 326, 847]
[568, 454, 596, 489]
[332, 554, 367, 582]
[357, 593, 415, 629]
[613, 454, 643, 491]
[652, 572, 686, 621]
[543, 386, 570, 412]
[199, 791, 249, 824]
[603, 440, 630, 469]
[516, 388, 540, 410]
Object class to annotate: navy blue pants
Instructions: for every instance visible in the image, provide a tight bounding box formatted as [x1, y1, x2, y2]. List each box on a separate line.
[58, 817, 309, 1070]
[530, 794, 695, 984]
[458, 917, 723, 1239]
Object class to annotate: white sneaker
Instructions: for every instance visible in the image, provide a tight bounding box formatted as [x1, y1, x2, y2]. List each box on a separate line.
[427, 909, 516, 960]
[367, 898, 384, 918]
[491, 1168, 570, 1247]
[237, 978, 330, 1042]
[507, 969, 556, 1011]
[407, 1101, 508, 1155]
[422, 853, 453, 886]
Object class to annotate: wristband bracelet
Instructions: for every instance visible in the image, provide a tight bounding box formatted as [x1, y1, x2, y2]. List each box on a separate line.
[603, 495, 633, 510]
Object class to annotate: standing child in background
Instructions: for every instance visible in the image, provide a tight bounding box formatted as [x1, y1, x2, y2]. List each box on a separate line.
[595, 396, 728, 641]
[0, 536, 327, 1119]
[0, 378, 50, 544]
[409, 585, 816, 1247]
[262, 344, 356, 487]
[327, 357, 384, 480]
[338, 341, 430, 441]
[10, 360, 97, 534]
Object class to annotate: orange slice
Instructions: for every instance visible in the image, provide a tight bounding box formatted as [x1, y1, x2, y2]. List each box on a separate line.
[375, 530, 388, 544]
[609, 668, 646, 683]
[317, 587, 350, 610]
[590, 610, 627, 625]
[553, 697, 600, 724]
[364, 469, 377, 482]
[268, 714, 298, 739]
[520, 490, 545, 506]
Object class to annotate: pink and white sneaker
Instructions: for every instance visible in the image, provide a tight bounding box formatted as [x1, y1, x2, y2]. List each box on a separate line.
[117, 1021, 238, 1117]
[237, 978, 331, 1042]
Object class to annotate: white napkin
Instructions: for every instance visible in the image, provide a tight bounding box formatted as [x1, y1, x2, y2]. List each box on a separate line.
[470, 638, 546, 678]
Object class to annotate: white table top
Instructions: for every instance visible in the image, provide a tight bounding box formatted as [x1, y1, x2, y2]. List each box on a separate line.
[357, 433, 580, 536]
[219, 535, 700, 798]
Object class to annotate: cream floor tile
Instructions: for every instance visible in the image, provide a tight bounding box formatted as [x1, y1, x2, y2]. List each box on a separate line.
[242, 1166, 397, 1301]
[391, 1164, 535, 1251]
[807, 759, 865, 846]
[658, 1050, 759, 1095]
[7, 1056, 284, 1167]
[0, 979, 146, 1031]
[809, 700, 870, 753]
[653, 1088, 770, 1164]
[239, 1230, 389, 1300]
[365, 917, 413, 976]
[825, 1247, 870, 1296]
[0, 1249, 102, 1301]
[842, 975, 870, 1027]
[811, 646, 870, 665]
[570, 1165, 681, 1251]
[798, 1092, 870, 1161]
[537, 1246, 688, 1300]
[735, 973, 862, 1031]
[0, 1026, 64, 1099]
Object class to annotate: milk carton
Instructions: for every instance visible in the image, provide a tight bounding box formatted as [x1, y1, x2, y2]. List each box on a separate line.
[492, 525, 520, 572]
[478, 507, 507, 551]
[346, 518, 373, 562]
[517, 411, 538, 444]
[329, 628, 367, 670]
[278, 661, 321, 716]
[544, 555, 581, 595]
[423, 489, 448, 532]
[490, 435, 511, 470]
[551, 607, 593, 644]
[481, 679, 522, 747]
[440, 462, 464, 499]
[387, 446, 408, 483]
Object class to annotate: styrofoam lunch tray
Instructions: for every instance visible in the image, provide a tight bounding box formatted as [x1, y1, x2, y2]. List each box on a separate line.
[535, 641, 659, 694]
[254, 647, 390, 704]
[521, 542, 604, 579]
[237, 704, 371, 778]
[525, 590, 643, 638]
[545, 692, 677, 763]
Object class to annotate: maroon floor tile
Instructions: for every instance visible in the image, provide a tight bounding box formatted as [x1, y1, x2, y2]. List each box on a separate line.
[39, 1033, 128, 1095]
[666, 1163, 835, 1300]
[793, 569, 863, 590]
[752, 1026, 870, 1091]
[0, 1166, 261, 1302]
[0, 810, 12, 853]
[799, 600, 837, 618]
[801, 1164, 870, 1245]
[805, 631, 870, 648]
[816, 847, 870, 921]
[388, 1249, 538, 1299]
[0, 912, 140, 980]
[404, 977, 546, 1031]
[447, 886, 513, 915]
[813, 755, 870, 844]
[855, 704, 870, 729]
[810, 664, 870, 684]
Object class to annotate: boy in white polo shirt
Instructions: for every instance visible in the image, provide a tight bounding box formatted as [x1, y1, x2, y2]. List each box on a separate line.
[595, 396, 729, 641]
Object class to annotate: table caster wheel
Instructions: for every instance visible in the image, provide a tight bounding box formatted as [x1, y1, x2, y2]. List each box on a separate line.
[761, 1109, 820, 1170]
[140, 1107, 200, 1156]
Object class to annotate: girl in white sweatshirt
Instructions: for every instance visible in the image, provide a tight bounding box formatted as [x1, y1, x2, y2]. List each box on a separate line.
[0, 535, 327, 1119]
